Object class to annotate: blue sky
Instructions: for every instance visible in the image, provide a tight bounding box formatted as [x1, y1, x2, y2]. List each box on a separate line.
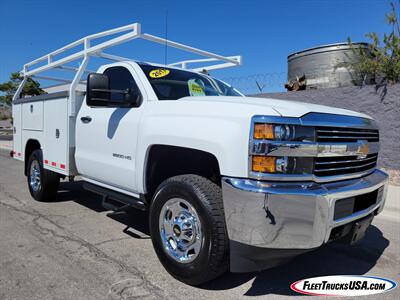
[0, 0, 394, 93]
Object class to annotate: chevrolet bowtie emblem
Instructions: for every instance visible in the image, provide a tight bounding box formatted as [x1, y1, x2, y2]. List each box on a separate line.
[357, 141, 369, 159]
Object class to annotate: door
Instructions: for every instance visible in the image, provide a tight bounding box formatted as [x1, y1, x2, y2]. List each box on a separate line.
[75, 65, 144, 192]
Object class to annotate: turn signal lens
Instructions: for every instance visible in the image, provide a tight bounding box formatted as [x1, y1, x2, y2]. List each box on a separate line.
[254, 124, 274, 139]
[252, 156, 276, 173]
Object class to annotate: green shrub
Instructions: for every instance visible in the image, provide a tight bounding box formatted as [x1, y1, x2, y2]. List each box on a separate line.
[348, 2, 400, 84]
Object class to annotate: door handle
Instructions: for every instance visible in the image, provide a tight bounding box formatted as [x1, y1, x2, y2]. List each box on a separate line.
[80, 116, 92, 123]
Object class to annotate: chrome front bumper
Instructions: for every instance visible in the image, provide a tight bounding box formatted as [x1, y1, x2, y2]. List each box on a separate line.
[222, 169, 389, 251]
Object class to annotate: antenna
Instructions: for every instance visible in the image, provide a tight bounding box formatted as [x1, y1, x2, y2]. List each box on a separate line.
[164, 10, 168, 65]
[256, 80, 266, 93]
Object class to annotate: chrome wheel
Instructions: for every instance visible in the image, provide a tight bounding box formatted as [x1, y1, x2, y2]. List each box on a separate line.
[29, 160, 41, 192]
[159, 198, 203, 263]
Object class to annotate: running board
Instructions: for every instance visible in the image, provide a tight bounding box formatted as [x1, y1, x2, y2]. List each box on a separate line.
[83, 182, 147, 211]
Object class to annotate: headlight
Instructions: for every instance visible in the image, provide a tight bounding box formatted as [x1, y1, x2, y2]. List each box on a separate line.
[250, 122, 315, 175]
[274, 125, 293, 140]
[253, 123, 314, 142]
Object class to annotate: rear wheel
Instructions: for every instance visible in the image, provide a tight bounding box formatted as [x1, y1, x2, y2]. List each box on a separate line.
[27, 149, 59, 201]
[149, 174, 229, 286]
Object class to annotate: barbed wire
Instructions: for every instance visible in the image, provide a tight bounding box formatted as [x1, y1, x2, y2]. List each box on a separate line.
[221, 72, 287, 94]
[220, 67, 373, 94]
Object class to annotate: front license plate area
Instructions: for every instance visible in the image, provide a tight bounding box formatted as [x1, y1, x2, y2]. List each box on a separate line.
[344, 214, 374, 245]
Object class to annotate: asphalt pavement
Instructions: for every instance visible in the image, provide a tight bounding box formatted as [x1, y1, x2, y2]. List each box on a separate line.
[0, 150, 399, 299]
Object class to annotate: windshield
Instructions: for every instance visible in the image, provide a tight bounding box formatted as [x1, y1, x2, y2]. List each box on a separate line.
[139, 64, 242, 100]
[211, 78, 243, 97]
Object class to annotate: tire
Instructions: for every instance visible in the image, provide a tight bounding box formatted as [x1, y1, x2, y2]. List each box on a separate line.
[149, 174, 229, 286]
[27, 149, 60, 201]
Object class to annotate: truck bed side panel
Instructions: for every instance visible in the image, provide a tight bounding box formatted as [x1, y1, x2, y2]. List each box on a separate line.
[13, 92, 76, 176]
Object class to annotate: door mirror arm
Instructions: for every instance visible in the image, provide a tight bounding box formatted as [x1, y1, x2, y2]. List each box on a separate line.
[124, 90, 142, 107]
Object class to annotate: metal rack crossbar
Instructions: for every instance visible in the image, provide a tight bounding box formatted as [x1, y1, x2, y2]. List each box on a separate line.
[14, 22, 242, 114]
[168, 55, 242, 72]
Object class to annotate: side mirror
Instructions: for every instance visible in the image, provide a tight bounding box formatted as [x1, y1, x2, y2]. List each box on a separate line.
[86, 73, 110, 106]
[86, 73, 142, 107]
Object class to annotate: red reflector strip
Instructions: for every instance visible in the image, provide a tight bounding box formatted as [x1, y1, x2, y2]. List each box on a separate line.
[44, 161, 66, 170]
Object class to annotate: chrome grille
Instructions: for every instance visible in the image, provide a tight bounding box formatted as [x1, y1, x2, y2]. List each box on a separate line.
[249, 114, 381, 183]
[314, 153, 378, 177]
[316, 127, 379, 143]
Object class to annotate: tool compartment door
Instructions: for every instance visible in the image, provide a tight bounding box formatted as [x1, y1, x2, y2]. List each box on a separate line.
[12, 104, 23, 160]
[43, 98, 69, 174]
[22, 101, 44, 131]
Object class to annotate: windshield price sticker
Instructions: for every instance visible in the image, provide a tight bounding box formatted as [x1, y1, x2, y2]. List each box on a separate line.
[188, 79, 206, 96]
[149, 69, 170, 78]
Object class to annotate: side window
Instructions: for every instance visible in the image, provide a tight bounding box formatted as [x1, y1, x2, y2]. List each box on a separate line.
[103, 67, 141, 103]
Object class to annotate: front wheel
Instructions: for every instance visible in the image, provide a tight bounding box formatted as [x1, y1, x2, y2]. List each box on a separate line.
[27, 149, 60, 201]
[149, 175, 229, 286]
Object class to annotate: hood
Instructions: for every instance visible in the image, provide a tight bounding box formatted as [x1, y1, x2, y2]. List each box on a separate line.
[179, 96, 372, 119]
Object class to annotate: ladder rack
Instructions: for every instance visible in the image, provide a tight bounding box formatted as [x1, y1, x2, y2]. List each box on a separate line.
[14, 22, 242, 114]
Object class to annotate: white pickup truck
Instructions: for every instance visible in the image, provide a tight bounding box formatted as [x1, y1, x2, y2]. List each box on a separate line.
[12, 24, 388, 285]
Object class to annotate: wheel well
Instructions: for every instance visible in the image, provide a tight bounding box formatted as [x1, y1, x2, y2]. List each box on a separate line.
[145, 145, 221, 200]
[24, 139, 41, 176]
